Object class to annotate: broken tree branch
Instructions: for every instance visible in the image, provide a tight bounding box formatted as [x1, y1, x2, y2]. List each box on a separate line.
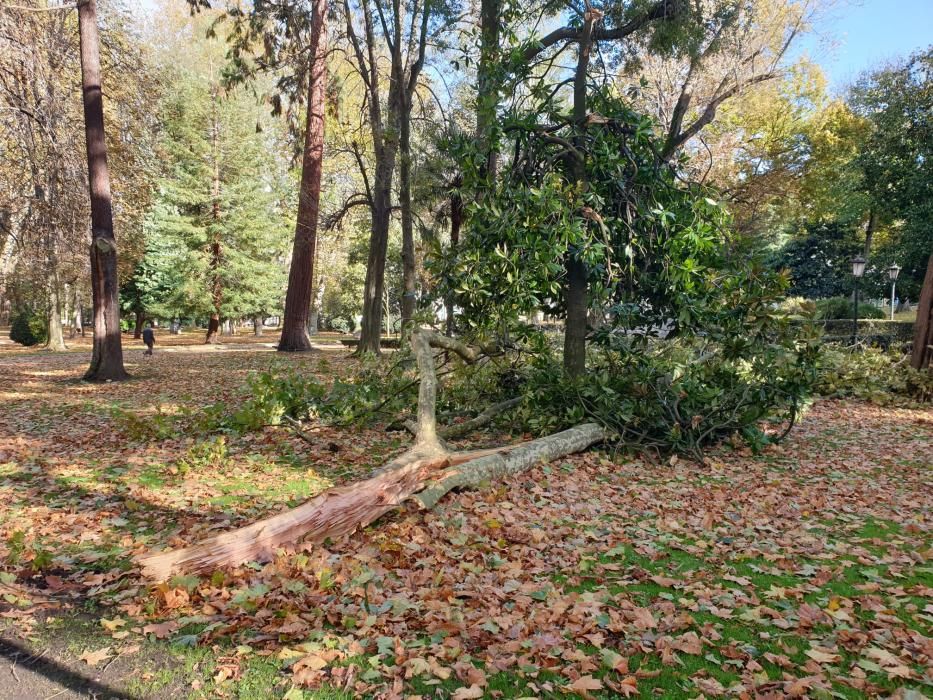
[413, 422, 606, 509]
[440, 397, 522, 439]
[136, 328, 605, 580]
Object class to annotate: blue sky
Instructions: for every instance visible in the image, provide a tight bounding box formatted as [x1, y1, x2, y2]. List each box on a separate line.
[800, 0, 932, 92]
[133, 0, 931, 92]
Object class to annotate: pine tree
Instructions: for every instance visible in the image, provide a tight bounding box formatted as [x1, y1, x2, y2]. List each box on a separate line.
[146, 69, 290, 339]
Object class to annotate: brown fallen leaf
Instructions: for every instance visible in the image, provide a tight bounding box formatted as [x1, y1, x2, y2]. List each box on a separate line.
[79, 646, 112, 667]
[671, 631, 702, 655]
[632, 607, 656, 630]
[452, 685, 485, 700]
[805, 647, 841, 664]
[142, 620, 179, 639]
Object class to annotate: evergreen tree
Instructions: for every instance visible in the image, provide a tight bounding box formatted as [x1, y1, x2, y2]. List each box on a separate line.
[146, 69, 291, 339]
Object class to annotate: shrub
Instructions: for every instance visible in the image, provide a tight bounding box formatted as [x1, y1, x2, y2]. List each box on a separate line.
[9, 308, 47, 347]
[815, 296, 884, 320]
[777, 297, 816, 317]
[330, 317, 351, 334]
[206, 356, 418, 433]
[515, 332, 818, 458]
[816, 346, 933, 404]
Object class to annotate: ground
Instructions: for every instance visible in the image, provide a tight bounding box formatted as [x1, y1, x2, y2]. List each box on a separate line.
[0, 332, 930, 699]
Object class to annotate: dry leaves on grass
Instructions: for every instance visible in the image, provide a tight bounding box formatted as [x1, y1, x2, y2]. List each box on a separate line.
[0, 349, 931, 698]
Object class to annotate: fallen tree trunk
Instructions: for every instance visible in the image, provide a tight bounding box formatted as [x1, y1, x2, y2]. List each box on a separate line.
[137, 329, 606, 580]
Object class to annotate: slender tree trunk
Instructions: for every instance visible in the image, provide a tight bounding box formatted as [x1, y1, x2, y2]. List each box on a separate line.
[352, 0, 402, 355]
[73, 286, 83, 337]
[863, 209, 876, 259]
[358, 155, 395, 354]
[253, 315, 263, 336]
[445, 183, 463, 336]
[399, 95, 417, 336]
[279, 0, 327, 352]
[46, 276, 66, 352]
[309, 275, 324, 335]
[562, 11, 597, 378]
[206, 88, 222, 345]
[477, 0, 501, 180]
[79, 0, 127, 381]
[911, 253, 933, 370]
[133, 310, 144, 339]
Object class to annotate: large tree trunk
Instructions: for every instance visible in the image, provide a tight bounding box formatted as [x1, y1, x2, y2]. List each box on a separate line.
[79, 0, 127, 381]
[279, 0, 327, 353]
[911, 253, 933, 370]
[137, 328, 605, 580]
[561, 11, 597, 378]
[205, 312, 220, 344]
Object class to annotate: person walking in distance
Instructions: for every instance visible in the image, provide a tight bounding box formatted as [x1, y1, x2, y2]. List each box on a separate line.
[142, 321, 155, 356]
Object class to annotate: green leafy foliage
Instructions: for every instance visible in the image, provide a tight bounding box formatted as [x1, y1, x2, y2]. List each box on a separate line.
[143, 65, 292, 324]
[109, 404, 179, 441]
[770, 222, 864, 300]
[177, 436, 228, 474]
[815, 296, 884, 320]
[9, 308, 46, 347]
[517, 321, 818, 458]
[849, 47, 932, 299]
[816, 346, 933, 404]
[225, 371, 329, 431]
[208, 357, 420, 433]
[440, 93, 735, 335]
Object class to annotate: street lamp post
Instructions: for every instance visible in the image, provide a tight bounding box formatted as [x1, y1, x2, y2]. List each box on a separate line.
[851, 255, 866, 344]
[888, 263, 901, 321]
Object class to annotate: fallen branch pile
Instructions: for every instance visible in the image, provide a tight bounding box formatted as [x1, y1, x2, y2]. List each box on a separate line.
[138, 329, 605, 580]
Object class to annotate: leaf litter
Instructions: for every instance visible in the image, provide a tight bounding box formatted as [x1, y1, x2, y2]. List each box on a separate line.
[0, 348, 930, 698]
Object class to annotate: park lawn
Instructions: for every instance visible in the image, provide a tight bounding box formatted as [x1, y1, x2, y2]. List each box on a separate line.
[0, 342, 930, 699]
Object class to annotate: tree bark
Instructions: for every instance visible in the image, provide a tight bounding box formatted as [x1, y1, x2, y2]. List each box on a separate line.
[445, 183, 463, 336]
[206, 86, 222, 345]
[279, 0, 326, 352]
[137, 328, 606, 580]
[253, 315, 263, 336]
[133, 309, 144, 339]
[205, 312, 220, 344]
[399, 92, 417, 336]
[476, 0, 501, 180]
[863, 209, 876, 260]
[562, 9, 597, 378]
[358, 171, 394, 353]
[73, 286, 83, 337]
[79, 0, 127, 381]
[911, 253, 933, 370]
[46, 275, 66, 352]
